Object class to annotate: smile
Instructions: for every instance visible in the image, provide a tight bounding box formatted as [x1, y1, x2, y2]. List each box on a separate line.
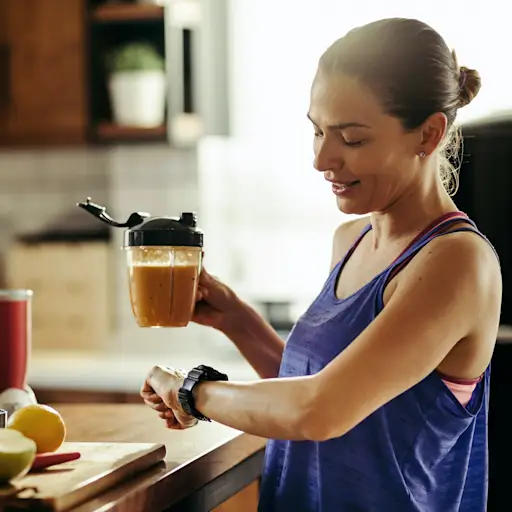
[331, 180, 360, 196]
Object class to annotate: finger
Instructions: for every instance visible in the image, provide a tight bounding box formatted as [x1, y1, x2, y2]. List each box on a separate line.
[140, 380, 154, 396]
[144, 399, 168, 412]
[167, 419, 188, 430]
[196, 286, 208, 302]
[165, 415, 180, 429]
[141, 391, 163, 404]
[154, 401, 169, 412]
[174, 408, 199, 428]
[146, 365, 177, 404]
[199, 267, 215, 284]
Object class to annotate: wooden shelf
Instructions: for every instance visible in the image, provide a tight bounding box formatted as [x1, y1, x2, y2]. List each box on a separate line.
[91, 3, 164, 23]
[95, 122, 167, 142]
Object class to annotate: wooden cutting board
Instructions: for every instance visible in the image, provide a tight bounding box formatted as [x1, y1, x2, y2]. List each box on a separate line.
[0, 441, 166, 511]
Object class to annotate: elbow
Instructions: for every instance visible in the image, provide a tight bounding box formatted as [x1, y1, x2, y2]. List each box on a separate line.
[297, 412, 351, 442]
[299, 421, 334, 442]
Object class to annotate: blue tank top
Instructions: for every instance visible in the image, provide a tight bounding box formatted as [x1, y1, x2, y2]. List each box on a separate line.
[258, 212, 497, 512]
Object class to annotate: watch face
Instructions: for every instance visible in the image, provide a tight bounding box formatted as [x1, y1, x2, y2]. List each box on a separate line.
[182, 378, 196, 392]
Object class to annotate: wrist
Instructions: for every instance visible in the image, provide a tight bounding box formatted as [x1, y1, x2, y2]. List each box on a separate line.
[218, 300, 255, 337]
[191, 380, 207, 413]
[178, 365, 229, 422]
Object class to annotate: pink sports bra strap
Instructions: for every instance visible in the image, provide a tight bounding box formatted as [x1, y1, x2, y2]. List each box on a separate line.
[385, 212, 477, 285]
[391, 211, 472, 265]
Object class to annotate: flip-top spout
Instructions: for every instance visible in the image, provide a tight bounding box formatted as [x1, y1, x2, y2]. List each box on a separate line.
[77, 198, 149, 229]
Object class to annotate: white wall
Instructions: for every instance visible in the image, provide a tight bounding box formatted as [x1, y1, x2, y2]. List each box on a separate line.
[197, 135, 349, 312]
[228, 0, 509, 144]
[198, 1, 509, 308]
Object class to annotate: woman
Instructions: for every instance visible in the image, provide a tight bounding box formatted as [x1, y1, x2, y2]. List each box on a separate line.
[141, 18, 502, 511]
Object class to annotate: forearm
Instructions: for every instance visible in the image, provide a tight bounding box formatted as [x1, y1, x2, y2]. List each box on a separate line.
[221, 302, 285, 379]
[193, 376, 321, 440]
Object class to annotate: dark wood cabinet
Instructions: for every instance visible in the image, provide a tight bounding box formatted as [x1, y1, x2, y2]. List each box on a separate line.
[0, 1, 226, 147]
[0, 0, 87, 146]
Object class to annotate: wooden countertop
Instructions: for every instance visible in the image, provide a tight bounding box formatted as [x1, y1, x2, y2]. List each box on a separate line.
[15, 404, 267, 512]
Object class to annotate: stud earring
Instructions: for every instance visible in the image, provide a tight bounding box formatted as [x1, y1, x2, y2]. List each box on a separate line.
[418, 151, 426, 158]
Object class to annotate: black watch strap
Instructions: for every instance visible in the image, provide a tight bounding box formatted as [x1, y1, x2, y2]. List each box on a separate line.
[178, 365, 228, 422]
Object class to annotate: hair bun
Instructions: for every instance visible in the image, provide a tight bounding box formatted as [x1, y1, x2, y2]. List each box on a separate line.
[458, 66, 481, 108]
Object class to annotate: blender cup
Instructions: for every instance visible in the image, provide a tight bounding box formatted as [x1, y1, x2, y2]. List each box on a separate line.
[78, 198, 203, 328]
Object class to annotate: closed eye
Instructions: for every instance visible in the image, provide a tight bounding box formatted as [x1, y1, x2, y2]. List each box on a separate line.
[313, 128, 365, 147]
[344, 140, 364, 147]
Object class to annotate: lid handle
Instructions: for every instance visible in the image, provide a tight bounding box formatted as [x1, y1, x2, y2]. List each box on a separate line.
[77, 197, 150, 229]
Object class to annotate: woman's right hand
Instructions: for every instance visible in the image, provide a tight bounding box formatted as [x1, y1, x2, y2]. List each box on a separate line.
[193, 268, 245, 331]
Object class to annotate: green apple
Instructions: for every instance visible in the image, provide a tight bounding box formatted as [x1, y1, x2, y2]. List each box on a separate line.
[0, 429, 37, 483]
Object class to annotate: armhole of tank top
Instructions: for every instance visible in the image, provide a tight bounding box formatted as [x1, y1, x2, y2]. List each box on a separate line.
[428, 360, 490, 417]
[375, 222, 490, 311]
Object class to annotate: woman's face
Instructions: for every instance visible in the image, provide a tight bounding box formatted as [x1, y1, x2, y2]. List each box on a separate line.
[308, 71, 424, 215]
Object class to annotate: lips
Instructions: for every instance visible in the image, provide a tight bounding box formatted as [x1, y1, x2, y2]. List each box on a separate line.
[330, 180, 360, 196]
[331, 180, 360, 189]
[324, 174, 359, 186]
[331, 180, 359, 187]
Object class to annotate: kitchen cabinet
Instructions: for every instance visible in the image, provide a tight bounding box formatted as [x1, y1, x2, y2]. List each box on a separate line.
[0, 0, 87, 146]
[0, 0, 229, 147]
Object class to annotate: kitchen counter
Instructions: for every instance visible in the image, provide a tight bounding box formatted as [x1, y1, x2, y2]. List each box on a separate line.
[5, 404, 266, 512]
[29, 325, 512, 393]
[28, 327, 512, 404]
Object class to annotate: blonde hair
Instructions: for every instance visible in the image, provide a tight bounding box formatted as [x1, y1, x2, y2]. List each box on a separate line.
[440, 56, 481, 196]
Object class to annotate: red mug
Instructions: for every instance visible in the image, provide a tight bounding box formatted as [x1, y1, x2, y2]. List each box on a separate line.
[0, 290, 32, 391]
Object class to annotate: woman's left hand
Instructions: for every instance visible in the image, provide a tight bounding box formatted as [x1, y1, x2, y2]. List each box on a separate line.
[140, 365, 198, 429]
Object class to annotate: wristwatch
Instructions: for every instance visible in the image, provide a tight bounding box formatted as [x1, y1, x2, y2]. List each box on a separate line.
[178, 365, 229, 422]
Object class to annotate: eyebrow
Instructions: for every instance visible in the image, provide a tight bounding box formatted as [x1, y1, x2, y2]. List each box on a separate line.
[307, 113, 370, 130]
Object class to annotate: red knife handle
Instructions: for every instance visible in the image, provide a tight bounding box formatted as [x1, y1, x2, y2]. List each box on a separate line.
[30, 452, 81, 472]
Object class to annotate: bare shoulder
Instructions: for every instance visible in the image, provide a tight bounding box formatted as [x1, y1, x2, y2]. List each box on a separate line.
[386, 229, 502, 374]
[330, 216, 370, 271]
[394, 229, 502, 331]
[399, 228, 501, 291]
[415, 228, 499, 279]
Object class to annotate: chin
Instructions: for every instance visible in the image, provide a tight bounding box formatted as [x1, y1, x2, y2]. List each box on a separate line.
[335, 197, 371, 216]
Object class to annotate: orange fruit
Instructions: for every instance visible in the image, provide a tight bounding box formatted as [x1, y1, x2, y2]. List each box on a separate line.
[7, 404, 66, 453]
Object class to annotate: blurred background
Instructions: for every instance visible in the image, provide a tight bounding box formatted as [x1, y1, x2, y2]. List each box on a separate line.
[0, 0, 511, 503]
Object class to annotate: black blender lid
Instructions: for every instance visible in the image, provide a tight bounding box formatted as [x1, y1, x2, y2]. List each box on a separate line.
[124, 214, 203, 247]
[77, 198, 203, 247]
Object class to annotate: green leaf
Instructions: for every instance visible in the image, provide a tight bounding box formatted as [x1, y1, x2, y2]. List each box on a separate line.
[107, 42, 165, 73]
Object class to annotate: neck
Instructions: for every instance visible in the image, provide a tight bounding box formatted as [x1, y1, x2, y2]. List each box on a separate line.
[369, 169, 457, 250]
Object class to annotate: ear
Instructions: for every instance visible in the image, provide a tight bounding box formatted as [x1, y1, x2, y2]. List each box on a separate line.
[417, 112, 448, 156]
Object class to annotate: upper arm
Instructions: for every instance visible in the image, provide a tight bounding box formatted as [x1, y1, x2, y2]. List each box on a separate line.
[330, 217, 369, 271]
[314, 233, 501, 440]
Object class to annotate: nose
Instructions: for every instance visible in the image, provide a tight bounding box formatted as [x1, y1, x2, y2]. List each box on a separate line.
[313, 136, 343, 173]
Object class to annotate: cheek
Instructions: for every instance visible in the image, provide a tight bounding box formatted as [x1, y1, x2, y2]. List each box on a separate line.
[345, 148, 385, 178]
[355, 143, 407, 180]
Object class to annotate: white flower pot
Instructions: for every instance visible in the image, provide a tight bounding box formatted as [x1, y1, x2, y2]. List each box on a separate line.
[108, 71, 167, 128]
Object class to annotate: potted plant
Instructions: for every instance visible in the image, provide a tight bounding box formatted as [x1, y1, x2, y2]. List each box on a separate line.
[106, 42, 166, 128]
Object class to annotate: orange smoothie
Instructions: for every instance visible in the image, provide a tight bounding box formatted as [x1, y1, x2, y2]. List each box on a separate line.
[128, 264, 198, 327]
